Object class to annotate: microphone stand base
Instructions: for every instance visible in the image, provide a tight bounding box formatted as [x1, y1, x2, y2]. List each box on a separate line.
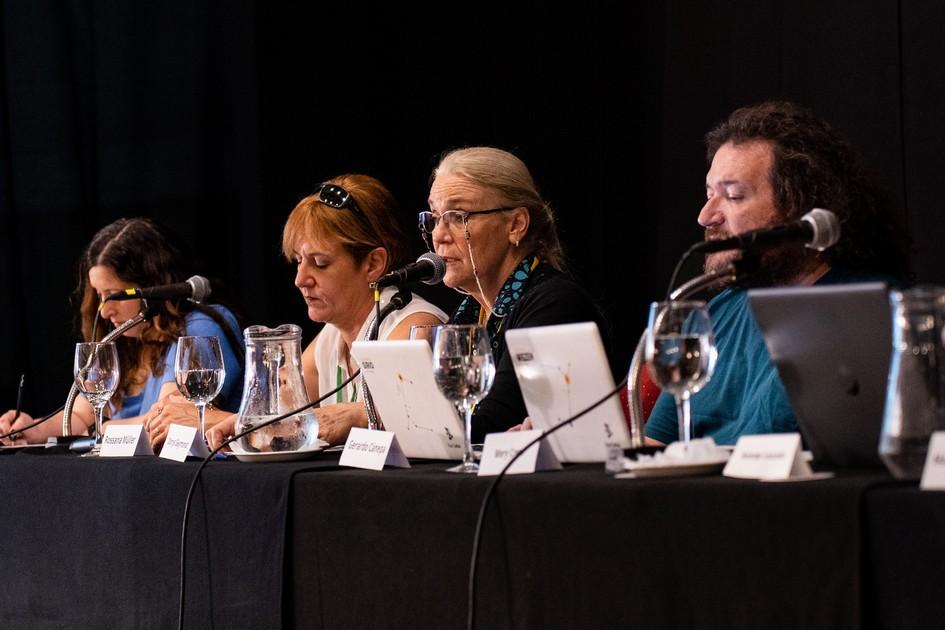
[45, 435, 96, 454]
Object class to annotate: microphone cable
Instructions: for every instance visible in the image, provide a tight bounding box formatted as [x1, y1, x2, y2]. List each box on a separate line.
[373, 286, 382, 339]
[363, 287, 413, 430]
[665, 244, 704, 302]
[176, 368, 360, 630]
[465, 374, 628, 630]
[91, 299, 106, 342]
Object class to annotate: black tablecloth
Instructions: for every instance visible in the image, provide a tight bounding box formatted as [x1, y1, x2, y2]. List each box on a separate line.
[288, 466, 891, 630]
[0, 450, 941, 630]
[0, 450, 342, 629]
[864, 484, 945, 630]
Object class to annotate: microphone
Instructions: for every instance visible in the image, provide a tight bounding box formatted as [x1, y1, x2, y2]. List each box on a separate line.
[690, 208, 840, 254]
[105, 275, 211, 303]
[375, 253, 446, 288]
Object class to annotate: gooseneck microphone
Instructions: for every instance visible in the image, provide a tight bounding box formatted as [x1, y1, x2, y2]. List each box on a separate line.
[105, 275, 211, 303]
[375, 252, 446, 288]
[690, 208, 840, 254]
[62, 307, 158, 435]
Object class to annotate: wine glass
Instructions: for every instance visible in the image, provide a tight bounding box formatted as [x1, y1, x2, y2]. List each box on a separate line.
[432, 324, 495, 473]
[645, 301, 717, 445]
[175, 336, 226, 441]
[74, 342, 121, 456]
[409, 324, 439, 348]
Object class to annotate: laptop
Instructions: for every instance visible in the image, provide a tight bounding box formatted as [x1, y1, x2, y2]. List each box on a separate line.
[747, 282, 891, 468]
[350, 340, 464, 460]
[505, 322, 631, 463]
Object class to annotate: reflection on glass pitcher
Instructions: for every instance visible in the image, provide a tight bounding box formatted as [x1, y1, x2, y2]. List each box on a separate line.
[879, 287, 945, 479]
[235, 324, 319, 452]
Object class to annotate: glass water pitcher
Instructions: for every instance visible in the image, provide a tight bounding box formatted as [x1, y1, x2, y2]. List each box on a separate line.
[234, 324, 319, 452]
[879, 287, 945, 478]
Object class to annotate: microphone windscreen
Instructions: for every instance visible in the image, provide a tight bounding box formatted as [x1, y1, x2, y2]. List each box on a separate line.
[418, 252, 446, 285]
[802, 209, 840, 251]
[187, 275, 212, 302]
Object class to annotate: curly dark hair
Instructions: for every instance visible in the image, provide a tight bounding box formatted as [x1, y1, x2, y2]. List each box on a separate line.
[75, 218, 240, 409]
[705, 101, 911, 280]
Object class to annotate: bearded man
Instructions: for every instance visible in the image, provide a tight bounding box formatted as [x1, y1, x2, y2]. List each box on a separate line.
[645, 101, 910, 445]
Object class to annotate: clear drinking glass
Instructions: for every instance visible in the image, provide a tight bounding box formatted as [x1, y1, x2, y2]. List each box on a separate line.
[175, 336, 225, 441]
[645, 301, 717, 444]
[73, 342, 120, 456]
[432, 324, 495, 473]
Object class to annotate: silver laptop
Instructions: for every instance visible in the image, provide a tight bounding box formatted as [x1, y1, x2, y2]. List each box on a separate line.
[505, 322, 631, 463]
[748, 282, 891, 468]
[351, 340, 464, 460]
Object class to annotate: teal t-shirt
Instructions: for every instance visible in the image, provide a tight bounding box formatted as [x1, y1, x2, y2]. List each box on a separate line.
[644, 269, 889, 444]
[644, 288, 796, 445]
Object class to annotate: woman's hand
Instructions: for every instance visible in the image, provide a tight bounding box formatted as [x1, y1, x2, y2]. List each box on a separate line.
[145, 395, 229, 451]
[0, 409, 34, 445]
[145, 395, 195, 450]
[316, 402, 368, 445]
[206, 414, 237, 451]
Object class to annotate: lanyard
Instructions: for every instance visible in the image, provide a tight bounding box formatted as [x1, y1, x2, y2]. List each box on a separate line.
[336, 363, 357, 404]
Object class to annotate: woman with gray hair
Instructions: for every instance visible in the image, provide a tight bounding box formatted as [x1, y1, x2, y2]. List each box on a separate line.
[421, 146, 611, 442]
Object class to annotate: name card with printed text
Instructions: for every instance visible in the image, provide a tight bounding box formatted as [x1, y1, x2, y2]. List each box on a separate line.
[920, 431, 945, 490]
[478, 429, 561, 476]
[339, 428, 410, 470]
[159, 424, 210, 462]
[100, 424, 154, 457]
[723, 433, 818, 481]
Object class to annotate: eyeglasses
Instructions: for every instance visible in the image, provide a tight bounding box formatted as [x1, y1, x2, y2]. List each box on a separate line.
[418, 207, 516, 234]
[317, 183, 364, 215]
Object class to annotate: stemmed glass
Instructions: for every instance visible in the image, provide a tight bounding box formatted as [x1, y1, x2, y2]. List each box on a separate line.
[645, 301, 717, 445]
[175, 336, 225, 441]
[409, 324, 439, 348]
[432, 324, 495, 473]
[74, 342, 120, 456]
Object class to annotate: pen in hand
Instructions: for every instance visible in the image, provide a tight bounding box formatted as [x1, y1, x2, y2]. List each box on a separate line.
[10, 374, 24, 442]
[14, 374, 24, 420]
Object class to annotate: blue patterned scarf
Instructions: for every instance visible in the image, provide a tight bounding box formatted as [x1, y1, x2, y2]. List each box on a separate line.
[451, 255, 541, 355]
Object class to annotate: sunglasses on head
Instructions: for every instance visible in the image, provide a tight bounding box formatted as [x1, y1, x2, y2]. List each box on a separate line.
[317, 183, 364, 215]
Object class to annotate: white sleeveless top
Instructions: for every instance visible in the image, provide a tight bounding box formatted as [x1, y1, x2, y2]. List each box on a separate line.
[313, 288, 447, 405]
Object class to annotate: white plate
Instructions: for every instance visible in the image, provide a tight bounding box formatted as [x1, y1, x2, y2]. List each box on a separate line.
[615, 459, 728, 479]
[230, 441, 328, 463]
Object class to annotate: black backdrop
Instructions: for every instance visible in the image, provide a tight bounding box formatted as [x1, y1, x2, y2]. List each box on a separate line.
[1, 0, 942, 415]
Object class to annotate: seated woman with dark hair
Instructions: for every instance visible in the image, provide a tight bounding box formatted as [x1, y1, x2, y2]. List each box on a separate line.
[0, 217, 243, 446]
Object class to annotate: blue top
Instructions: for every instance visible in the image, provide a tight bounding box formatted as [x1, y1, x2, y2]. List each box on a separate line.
[644, 269, 876, 445]
[112, 305, 243, 419]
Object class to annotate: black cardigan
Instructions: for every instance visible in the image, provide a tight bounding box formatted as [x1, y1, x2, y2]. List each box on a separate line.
[465, 265, 613, 443]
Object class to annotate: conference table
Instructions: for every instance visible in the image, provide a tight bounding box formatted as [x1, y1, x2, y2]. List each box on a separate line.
[0, 448, 941, 630]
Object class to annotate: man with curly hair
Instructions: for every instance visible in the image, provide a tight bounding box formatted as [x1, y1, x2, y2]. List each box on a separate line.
[645, 101, 910, 445]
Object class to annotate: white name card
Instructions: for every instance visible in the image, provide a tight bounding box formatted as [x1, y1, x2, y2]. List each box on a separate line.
[723, 433, 815, 481]
[339, 428, 410, 470]
[159, 424, 210, 462]
[100, 424, 154, 457]
[478, 429, 561, 476]
[920, 431, 945, 490]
